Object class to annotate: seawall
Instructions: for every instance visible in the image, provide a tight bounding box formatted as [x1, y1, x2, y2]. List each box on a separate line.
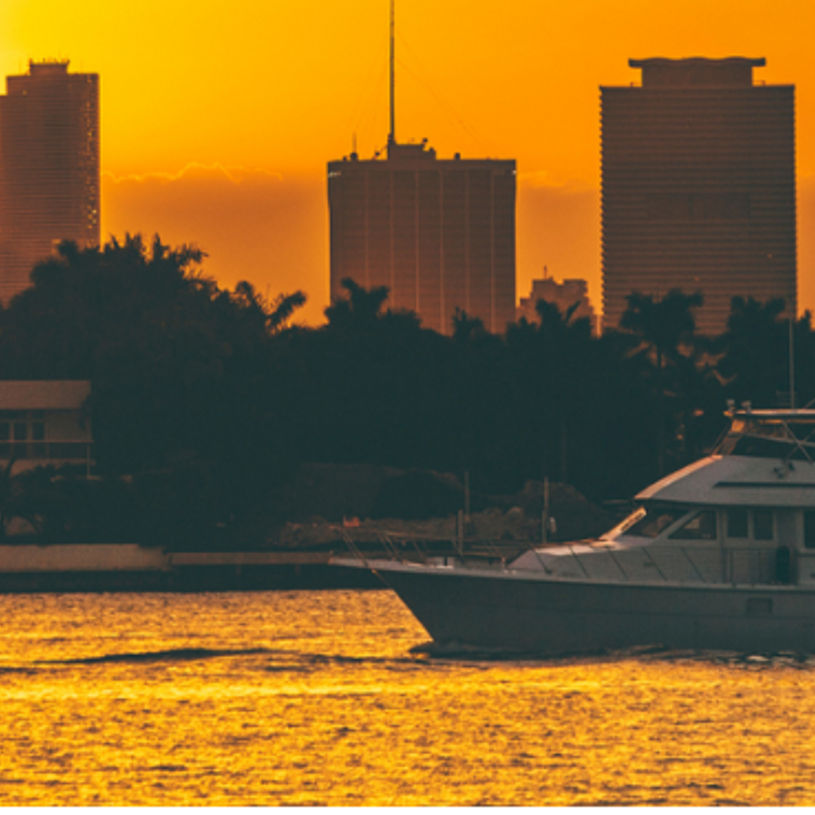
[0, 543, 380, 592]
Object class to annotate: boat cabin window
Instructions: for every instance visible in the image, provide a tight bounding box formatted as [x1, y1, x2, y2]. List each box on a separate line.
[624, 507, 685, 538]
[804, 512, 815, 549]
[669, 510, 717, 540]
[726, 509, 749, 538]
[753, 510, 774, 541]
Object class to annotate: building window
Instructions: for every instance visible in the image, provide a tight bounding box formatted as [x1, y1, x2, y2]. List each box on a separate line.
[0, 417, 47, 456]
[754, 510, 774, 541]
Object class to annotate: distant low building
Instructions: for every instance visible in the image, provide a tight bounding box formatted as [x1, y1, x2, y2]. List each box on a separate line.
[517, 276, 598, 334]
[0, 380, 92, 474]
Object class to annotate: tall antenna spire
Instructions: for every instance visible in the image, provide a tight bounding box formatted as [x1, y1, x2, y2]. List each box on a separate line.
[388, 0, 395, 151]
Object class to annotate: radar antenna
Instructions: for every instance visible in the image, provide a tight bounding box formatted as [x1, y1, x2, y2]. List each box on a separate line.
[388, 0, 396, 152]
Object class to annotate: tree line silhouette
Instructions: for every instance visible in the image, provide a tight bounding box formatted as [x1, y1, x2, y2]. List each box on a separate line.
[0, 235, 810, 543]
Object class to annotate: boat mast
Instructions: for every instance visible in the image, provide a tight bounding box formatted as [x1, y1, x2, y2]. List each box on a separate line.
[789, 316, 796, 409]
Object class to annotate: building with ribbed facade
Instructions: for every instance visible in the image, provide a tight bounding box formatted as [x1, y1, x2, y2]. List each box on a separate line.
[601, 57, 796, 335]
[328, 142, 516, 334]
[0, 60, 99, 302]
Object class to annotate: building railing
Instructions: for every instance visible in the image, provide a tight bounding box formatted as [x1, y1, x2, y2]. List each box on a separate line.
[0, 440, 93, 462]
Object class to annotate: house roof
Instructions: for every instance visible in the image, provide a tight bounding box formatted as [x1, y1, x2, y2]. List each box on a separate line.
[0, 380, 91, 410]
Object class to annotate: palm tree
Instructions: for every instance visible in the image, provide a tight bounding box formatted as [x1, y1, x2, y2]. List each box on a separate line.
[505, 299, 596, 483]
[229, 280, 306, 334]
[620, 289, 704, 473]
[716, 296, 791, 407]
[324, 278, 391, 331]
[451, 308, 488, 344]
[620, 289, 703, 371]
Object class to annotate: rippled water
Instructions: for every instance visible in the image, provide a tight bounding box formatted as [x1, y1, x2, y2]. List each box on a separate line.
[1, 589, 815, 805]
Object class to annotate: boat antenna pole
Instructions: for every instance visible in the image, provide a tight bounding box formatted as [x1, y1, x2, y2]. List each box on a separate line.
[789, 315, 796, 409]
[388, 0, 395, 153]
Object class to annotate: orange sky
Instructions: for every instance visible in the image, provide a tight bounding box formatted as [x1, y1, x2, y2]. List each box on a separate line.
[2, 0, 814, 326]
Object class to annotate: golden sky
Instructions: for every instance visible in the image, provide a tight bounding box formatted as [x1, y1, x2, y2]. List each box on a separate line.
[2, 0, 814, 325]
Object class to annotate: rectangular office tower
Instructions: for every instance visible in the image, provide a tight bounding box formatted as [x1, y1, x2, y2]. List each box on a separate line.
[328, 142, 516, 334]
[0, 60, 99, 301]
[601, 57, 796, 335]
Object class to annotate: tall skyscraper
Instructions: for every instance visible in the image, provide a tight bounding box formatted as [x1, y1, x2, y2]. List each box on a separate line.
[328, 144, 516, 334]
[327, 3, 516, 334]
[601, 57, 796, 335]
[0, 60, 99, 301]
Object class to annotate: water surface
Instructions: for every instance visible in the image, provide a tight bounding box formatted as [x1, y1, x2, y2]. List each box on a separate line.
[0, 589, 813, 805]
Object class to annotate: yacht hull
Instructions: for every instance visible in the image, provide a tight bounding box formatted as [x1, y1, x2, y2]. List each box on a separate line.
[369, 562, 815, 655]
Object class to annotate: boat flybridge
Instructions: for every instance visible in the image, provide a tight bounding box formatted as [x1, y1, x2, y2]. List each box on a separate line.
[334, 407, 815, 655]
[513, 406, 815, 587]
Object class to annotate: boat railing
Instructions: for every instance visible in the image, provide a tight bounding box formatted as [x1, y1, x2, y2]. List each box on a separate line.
[338, 531, 527, 569]
[723, 545, 782, 586]
[559, 542, 784, 586]
[564, 544, 590, 578]
[339, 530, 372, 569]
[339, 532, 788, 586]
[641, 546, 669, 581]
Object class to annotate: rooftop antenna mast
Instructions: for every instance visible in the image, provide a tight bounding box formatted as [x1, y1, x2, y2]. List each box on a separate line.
[388, 0, 396, 153]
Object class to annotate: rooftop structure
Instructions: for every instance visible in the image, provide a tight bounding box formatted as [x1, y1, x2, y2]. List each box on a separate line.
[629, 56, 766, 87]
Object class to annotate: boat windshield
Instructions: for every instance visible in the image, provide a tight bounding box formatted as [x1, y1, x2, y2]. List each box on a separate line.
[715, 413, 815, 460]
[602, 505, 685, 540]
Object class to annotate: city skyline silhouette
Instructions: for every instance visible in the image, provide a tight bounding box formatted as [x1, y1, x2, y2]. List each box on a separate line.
[2, 0, 814, 326]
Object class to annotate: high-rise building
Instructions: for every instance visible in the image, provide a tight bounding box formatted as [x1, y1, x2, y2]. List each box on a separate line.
[328, 143, 516, 334]
[0, 60, 99, 301]
[601, 57, 796, 335]
[327, 2, 515, 335]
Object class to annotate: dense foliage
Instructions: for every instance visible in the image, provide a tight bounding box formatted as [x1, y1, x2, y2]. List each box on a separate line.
[0, 235, 812, 542]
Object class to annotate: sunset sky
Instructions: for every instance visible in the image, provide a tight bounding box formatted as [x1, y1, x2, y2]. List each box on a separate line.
[2, 0, 814, 325]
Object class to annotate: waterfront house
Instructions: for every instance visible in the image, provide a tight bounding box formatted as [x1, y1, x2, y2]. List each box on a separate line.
[0, 380, 92, 474]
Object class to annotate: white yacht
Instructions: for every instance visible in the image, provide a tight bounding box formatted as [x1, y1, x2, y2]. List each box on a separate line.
[334, 408, 815, 655]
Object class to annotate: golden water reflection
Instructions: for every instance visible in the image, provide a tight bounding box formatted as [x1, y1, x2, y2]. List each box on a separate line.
[0, 590, 813, 805]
